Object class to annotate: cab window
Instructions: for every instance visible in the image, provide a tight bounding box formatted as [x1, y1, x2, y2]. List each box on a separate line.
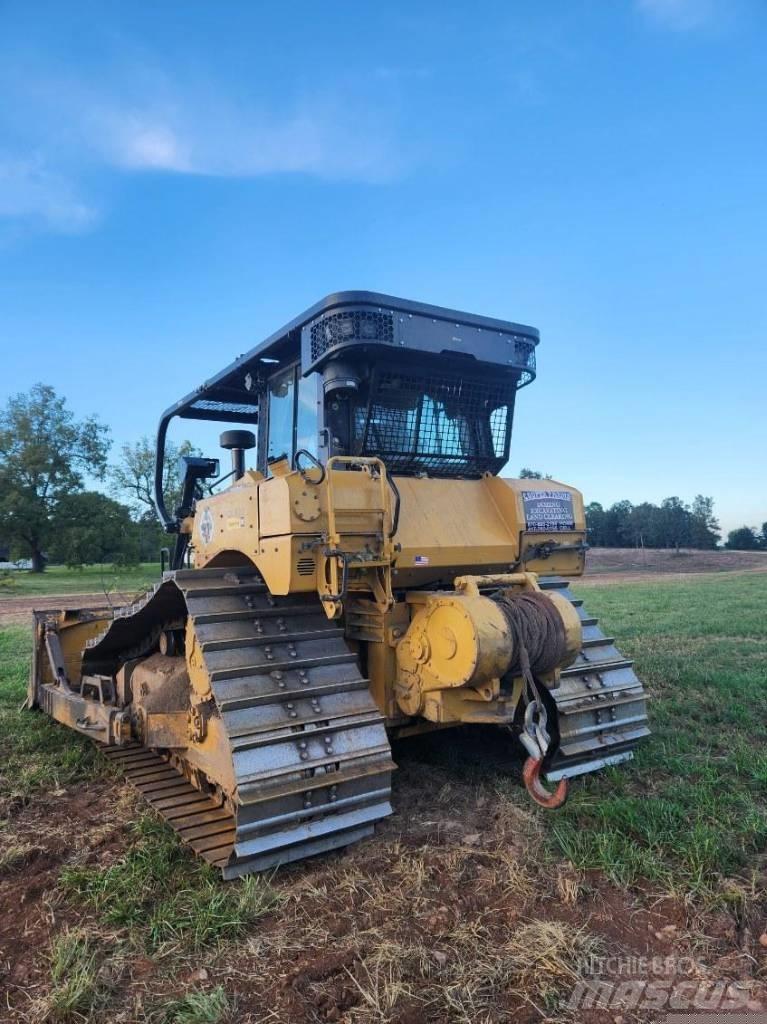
[267, 369, 295, 461]
[266, 367, 318, 466]
[296, 373, 319, 458]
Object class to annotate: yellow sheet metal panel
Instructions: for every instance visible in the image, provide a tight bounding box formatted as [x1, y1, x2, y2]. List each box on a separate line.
[49, 614, 112, 688]
[193, 473, 324, 586]
[193, 477, 260, 565]
[486, 477, 587, 577]
[259, 473, 327, 537]
[391, 477, 519, 585]
[258, 475, 291, 537]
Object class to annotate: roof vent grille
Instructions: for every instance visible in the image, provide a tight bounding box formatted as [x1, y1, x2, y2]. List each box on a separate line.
[310, 310, 394, 364]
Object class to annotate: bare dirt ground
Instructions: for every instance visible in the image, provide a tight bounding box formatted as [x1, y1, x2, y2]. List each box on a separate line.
[2, 735, 765, 1023]
[584, 547, 767, 583]
[3, 550, 765, 625]
[0, 593, 133, 626]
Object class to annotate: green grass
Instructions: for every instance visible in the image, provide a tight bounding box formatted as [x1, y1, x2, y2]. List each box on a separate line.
[46, 929, 106, 1021]
[153, 986, 232, 1024]
[552, 572, 767, 899]
[2, 566, 765, 978]
[1, 619, 280, 975]
[0, 562, 161, 598]
[0, 626, 99, 799]
[60, 814, 282, 952]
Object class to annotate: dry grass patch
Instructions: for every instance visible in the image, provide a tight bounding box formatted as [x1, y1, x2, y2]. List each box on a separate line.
[0, 840, 41, 872]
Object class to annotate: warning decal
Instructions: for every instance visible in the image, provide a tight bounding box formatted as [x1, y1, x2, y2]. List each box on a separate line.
[522, 490, 575, 533]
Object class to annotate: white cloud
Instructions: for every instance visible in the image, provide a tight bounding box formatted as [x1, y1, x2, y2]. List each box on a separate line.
[103, 116, 190, 172]
[85, 95, 401, 183]
[635, 0, 718, 31]
[0, 157, 97, 232]
[0, 62, 407, 232]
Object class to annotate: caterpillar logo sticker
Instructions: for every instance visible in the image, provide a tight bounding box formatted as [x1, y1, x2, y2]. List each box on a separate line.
[522, 490, 575, 533]
[199, 507, 214, 545]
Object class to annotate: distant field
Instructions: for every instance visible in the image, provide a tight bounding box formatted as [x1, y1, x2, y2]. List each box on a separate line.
[0, 563, 161, 598]
[2, 549, 765, 604]
[1, 570, 765, 1021]
[586, 546, 767, 577]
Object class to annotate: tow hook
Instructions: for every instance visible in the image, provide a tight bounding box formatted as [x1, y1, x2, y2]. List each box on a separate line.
[522, 756, 569, 809]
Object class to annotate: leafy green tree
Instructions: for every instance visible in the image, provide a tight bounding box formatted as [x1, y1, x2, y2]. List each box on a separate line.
[689, 494, 720, 549]
[602, 500, 633, 546]
[581, 493, 723, 550]
[624, 502, 661, 548]
[132, 514, 168, 563]
[111, 436, 199, 519]
[725, 526, 761, 551]
[49, 492, 139, 567]
[584, 502, 607, 545]
[660, 496, 691, 552]
[0, 384, 110, 571]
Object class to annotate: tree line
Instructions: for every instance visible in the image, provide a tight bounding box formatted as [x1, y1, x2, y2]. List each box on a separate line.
[586, 499, 767, 552]
[0, 384, 196, 571]
[0, 387, 764, 570]
[584, 496, 721, 550]
[520, 469, 764, 552]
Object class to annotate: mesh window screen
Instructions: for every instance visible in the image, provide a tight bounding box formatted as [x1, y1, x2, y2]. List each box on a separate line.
[189, 399, 259, 417]
[353, 369, 515, 476]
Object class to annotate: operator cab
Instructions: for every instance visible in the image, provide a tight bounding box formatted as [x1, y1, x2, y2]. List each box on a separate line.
[154, 291, 538, 535]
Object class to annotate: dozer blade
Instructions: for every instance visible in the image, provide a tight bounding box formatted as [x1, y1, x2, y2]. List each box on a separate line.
[537, 576, 650, 781]
[39, 567, 394, 878]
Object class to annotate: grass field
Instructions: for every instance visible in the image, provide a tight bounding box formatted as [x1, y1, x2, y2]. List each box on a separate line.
[0, 563, 161, 598]
[0, 571, 765, 1021]
[561, 573, 767, 897]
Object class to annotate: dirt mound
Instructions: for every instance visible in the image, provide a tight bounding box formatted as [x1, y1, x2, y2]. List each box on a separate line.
[0, 593, 130, 626]
[585, 547, 767, 580]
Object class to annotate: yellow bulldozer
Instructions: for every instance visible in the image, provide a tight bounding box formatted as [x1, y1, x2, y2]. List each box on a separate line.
[28, 292, 648, 877]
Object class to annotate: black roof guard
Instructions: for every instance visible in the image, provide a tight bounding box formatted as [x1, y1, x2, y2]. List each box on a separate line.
[154, 291, 539, 530]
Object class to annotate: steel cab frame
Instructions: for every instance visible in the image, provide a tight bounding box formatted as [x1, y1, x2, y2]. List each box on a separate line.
[153, 291, 539, 536]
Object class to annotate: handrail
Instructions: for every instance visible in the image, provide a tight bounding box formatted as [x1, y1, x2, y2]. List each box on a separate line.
[154, 412, 175, 532]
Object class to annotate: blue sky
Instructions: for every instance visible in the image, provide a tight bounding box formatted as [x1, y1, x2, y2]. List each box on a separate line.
[1, 0, 765, 535]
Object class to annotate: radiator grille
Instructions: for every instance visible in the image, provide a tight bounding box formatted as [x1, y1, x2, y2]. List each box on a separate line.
[310, 310, 394, 364]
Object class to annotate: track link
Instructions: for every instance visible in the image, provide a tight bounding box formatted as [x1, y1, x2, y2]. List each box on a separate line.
[101, 745, 237, 864]
[87, 567, 394, 878]
[538, 577, 650, 780]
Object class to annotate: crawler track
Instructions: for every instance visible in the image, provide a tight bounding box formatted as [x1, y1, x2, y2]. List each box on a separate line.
[538, 577, 650, 780]
[87, 567, 394, 878]
[34, 569, 646, 875]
